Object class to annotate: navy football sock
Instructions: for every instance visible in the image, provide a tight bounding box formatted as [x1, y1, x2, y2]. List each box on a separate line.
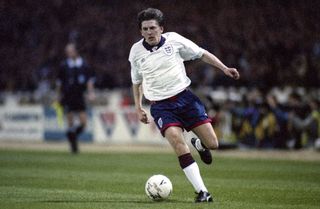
[178, 153, 195, 169]
[75, 125, 85, 136]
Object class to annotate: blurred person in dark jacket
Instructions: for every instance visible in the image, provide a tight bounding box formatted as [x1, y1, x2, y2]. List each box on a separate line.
[291, 98, 320, 148]
[56, 43, 95, 153]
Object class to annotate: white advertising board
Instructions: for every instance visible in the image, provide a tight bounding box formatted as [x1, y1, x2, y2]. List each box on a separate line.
[0, 105, 43, 141]
[93, 106, 167, 144]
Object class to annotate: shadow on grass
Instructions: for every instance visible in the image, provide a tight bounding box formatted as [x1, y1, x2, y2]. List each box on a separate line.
[36, 198, 190, 204]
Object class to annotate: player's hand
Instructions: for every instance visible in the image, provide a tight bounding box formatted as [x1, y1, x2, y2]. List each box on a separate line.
[137, 108, 150, 124]
[223, 68, 240, 80]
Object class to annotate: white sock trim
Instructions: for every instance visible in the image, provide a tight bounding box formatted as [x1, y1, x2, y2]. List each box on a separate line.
[183, 162, 208, 193]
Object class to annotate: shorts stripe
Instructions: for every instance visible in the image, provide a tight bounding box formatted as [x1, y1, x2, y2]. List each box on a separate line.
[150, 90, 211, 137]
[185, 118, 212, 131]
[161, 122, 183, 136]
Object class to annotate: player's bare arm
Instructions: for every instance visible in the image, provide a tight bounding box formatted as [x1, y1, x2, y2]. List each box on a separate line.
[132, 83, 150, 124]
[200, 50, 240, 80]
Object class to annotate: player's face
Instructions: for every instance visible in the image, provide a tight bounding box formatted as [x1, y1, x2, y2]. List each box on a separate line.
[65, 44, 78, 59]
[140, 20, 163, 46]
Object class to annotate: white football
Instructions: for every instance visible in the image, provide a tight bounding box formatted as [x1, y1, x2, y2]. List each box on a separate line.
[145, 174, 173, 201]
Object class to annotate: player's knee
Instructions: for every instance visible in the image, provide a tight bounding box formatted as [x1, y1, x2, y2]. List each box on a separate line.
[169, 139, 189, 156]
[175, 142, 189, 154]
[207, 139, 219, 150]
[170, 135, 185, 150]
[164, 127, 181, 140]
[165, 129, 189, 155]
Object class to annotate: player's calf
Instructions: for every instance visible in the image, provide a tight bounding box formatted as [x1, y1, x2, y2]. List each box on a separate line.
[75, 124, 85, 136]
[67, 130, 78, 154]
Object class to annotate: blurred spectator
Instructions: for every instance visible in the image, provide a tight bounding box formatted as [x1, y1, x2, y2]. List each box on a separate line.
[202, 86, 320, 150]
[1, 0, 319, 91]
[1, 0, 320, 150]
[56, 42, 95, 153]
[290, 98, 320, 148]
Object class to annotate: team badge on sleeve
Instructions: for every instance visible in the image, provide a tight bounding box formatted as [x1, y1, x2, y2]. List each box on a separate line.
[163, 45, 173, 56]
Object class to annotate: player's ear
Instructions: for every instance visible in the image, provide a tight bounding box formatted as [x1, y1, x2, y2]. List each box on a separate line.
[160, 26, 164, 33]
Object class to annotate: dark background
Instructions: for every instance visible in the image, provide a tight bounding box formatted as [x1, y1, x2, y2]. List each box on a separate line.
[1, 0, 320, 91]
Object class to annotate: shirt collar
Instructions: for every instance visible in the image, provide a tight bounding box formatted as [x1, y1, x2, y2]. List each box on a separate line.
[142, 36, 166, 52]
[67, 57, 83, 68]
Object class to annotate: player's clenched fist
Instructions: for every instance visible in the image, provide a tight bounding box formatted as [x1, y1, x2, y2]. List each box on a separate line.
[223, 68, 240, 80]
[137, 108, 150, 124]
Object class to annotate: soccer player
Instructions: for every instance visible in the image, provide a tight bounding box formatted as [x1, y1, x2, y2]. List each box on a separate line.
[129, 8, 240, 202]
[57, 43, 95, 153]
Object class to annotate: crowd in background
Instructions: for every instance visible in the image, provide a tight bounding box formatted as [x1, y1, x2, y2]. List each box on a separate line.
[1, 86, 319, 150]
[1, 0, 320, 91]
[199, 87, 320, 150]
[1, 0, 320, 149]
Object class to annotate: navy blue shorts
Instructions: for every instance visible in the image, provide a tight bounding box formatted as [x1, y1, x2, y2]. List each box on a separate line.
[150, 89, 212, 136]
[61, 94, 86, 113]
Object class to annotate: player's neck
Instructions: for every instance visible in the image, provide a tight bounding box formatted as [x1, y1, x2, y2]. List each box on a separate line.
[70, 56, 80, 61]
[143, 36, 166, 52]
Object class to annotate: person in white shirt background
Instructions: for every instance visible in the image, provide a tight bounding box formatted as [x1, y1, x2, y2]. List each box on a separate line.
[129, 8, 240, 203]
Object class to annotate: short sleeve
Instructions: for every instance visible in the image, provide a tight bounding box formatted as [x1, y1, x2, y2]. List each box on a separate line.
[130, 62, 142, 84]
[174, 33, 205, 61]
[129, 46, 142, 84]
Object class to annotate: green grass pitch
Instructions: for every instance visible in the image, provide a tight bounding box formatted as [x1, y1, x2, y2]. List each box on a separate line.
[0, 149, 319, 209]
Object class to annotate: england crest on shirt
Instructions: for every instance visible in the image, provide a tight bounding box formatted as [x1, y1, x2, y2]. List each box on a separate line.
[163, 44, 173, 56]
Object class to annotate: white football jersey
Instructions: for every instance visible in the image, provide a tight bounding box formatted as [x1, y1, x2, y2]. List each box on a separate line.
[129, 32, 204, 101]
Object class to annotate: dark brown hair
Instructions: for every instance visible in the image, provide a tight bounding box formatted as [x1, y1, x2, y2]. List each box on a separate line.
[137, 8, 164, 29]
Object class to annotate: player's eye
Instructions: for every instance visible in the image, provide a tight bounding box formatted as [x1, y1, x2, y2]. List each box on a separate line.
[142, 26, 157, 32]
